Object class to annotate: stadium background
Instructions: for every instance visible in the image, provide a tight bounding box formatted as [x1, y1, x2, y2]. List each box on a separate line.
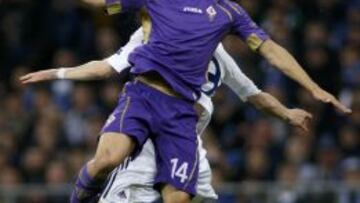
[0, 0, 359, 202]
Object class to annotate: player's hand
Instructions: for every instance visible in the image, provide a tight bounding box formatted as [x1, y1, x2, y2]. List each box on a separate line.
[20, 69, 58, 84]
[286, 109, 313, 132]
[311, 87, 352, 114]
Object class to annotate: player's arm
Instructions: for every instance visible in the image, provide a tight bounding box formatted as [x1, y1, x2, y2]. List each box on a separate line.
[248, 93, 312, 131]
[259, 40, 317, 91]
[258, 40, 351, 114]
[20, 61, 115, 84]
[20, 28, 144, 84]
[216, 44, 312, 131]
[229, 3, 351, 114]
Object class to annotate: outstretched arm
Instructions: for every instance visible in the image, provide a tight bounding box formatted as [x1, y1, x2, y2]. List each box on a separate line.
[248, 92, 312, 131]
[20, 28, 144, 84]
[229, 3, 351, 114]
[259, 39, 351, 114]
[259, 40, 316, 91]
[216, 44, 312, 131]
[20, 61, 115, 84]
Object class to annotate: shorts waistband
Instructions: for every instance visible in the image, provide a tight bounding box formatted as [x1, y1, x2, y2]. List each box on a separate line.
[134, 72, 183, 99]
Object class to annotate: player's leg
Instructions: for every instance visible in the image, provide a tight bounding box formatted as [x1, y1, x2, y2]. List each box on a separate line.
[159, 138, 218, 203]
[196, 137, 218, 200]
[70, 133, 136, 203]
[99, 140, 161, 203]
[71, 82, 151, 203]
[142, 83, 199, 203]
[87, 132, 135, 178]
[100, 183, 161, 203]
[161, 185, 191, 203]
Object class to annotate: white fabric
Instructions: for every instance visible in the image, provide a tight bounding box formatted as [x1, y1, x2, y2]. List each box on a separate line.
[99, 185, 159, 203]
[106, 28, 144, 73]
[99, 141, 159, 203]
[56, 68, 67, 79]
[214, 43, 261, 102]
[101, 28, 262, 202]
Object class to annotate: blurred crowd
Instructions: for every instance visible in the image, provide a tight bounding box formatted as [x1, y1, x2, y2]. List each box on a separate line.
[0, 0, 359, 202]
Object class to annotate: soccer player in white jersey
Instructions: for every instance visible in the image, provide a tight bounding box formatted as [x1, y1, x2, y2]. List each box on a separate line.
[21, 28, 313, 202]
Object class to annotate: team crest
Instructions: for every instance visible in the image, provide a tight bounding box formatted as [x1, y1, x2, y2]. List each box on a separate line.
[206, 6, 217, 22]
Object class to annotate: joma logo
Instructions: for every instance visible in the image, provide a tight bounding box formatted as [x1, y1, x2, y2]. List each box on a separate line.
[183, 7, 203, 14]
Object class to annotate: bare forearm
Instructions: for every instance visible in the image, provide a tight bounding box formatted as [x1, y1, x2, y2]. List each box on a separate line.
[260, 40, 318, 92]
[20, 60, 115, 84]
[259, 40, 351, 114]
[64, 60, 115, 80]
[248, 92, 289, 121]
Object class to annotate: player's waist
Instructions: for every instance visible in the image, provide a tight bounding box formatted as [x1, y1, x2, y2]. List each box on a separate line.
[135, 73, 208, 119]
[135, 72, 183, 98]
[130, 53, 203, 101]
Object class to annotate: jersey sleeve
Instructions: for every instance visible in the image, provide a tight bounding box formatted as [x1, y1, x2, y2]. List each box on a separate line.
[105, 28, 144, 73]
[105, 0, 144, 15]
[229, 3, 269, 51]
[215, 44, 261, 101]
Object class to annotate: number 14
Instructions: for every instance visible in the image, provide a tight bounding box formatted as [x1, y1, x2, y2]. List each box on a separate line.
[170, 158, 189, 183]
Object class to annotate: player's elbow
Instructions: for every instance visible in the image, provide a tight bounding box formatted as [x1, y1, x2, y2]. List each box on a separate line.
[102, 66, 116, 79]
[91, 60, 115, 79]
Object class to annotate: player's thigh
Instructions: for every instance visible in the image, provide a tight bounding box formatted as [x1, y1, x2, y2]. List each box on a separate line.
[152, 128, 199, 198]
[94, 132, 136, 164]
[134, 80, 199, 197]
[97, 83, 153, 168]
[161, 184, 191, 203]
[152, 103, 199, 198]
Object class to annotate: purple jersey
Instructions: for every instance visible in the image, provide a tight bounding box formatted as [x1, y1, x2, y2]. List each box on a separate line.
[106, 0, 269, 101]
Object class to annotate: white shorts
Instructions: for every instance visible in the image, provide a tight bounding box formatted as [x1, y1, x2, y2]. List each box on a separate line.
[99, 184, 159, 203]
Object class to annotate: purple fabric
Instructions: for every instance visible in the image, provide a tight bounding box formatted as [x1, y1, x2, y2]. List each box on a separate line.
[229, 2, 269, 42]
[105, 0, 120, 4]
[101, 81, 199, 194]
[118, 0, 270, 101]
[70, 166, 103, 203]
[105, 0, 144, 13]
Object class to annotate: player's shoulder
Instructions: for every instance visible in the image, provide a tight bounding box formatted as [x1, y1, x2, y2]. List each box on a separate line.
[219, 0, 247, 17]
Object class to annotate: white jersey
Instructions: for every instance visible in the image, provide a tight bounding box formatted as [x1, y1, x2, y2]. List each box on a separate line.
[100, 28, 261, 203]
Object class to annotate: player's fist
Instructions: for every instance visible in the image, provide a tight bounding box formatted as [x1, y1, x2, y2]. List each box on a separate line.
[286, 109, 313, 132]
[311, 87, 352, 114]
[20, 69, 58, 84]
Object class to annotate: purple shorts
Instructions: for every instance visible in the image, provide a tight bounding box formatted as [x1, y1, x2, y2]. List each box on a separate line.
[101, 80, 199, 195]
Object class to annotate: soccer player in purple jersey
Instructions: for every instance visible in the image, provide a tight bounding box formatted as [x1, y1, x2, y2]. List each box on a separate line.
[28, 0, 351, 202]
